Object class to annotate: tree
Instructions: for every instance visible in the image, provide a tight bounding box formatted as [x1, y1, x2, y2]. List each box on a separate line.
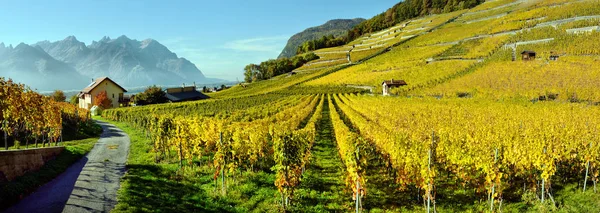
[243, 53, 319, 83]
[94, 91, 113, 109]
[51, 90, 66, 102]
[303, 53, 319, 61]
[69, 95, 79, 105]
[136, 86, 167, 105]
[422, 0, 432, 15]
[244, 64, 261, 83]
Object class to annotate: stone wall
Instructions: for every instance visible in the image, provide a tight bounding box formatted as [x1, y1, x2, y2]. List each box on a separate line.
[0, 147, 65, 182]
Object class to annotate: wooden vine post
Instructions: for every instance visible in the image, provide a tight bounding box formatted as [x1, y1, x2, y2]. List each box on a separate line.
[178, 130, 184, 168]
[490, 148, 498, 212]
[583, 142, 591, 192]
[220, 132, 226, 196]
[427, 130, 436, 213]
[541, 147, 547, 203]
[355, 146, 361, 213]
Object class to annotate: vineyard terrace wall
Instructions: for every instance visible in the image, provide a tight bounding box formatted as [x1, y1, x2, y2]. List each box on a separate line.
[0, 147, 65, 183]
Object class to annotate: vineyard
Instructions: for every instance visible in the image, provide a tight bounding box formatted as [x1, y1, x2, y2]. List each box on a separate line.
[331, 94, 599, 211]
[0, 77, 93, 149]
[424, 55, 600, 102]
[93, 0, 600, 212]
[102, 94, 325, 209]
[100, 92, 600, 212]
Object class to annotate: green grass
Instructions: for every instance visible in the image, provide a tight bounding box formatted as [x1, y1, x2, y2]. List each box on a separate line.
[4, 119, 102, 150]
[292, 97, 351, 212]
[0, 137, 99, 211]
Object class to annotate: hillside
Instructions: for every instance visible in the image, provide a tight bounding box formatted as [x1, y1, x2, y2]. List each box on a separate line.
[303, 0, 600, 101]
[292, 0, 485, 56]
[0, 36, 212, 91]
[218, 0, 600, 101]
[278, 18, 365, 59]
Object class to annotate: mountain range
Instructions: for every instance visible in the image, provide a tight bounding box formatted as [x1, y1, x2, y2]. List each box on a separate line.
[278, 18, 365, 59]
[0, 36, 213, 91]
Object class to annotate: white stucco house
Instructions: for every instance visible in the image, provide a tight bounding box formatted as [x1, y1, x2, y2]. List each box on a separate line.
[78, 77, 127, 109]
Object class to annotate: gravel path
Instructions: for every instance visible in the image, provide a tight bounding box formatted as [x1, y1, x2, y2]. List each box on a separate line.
[3, 120, 130, 213]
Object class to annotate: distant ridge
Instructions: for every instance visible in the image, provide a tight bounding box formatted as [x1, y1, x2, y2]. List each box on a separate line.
[278, 18, 365, 59]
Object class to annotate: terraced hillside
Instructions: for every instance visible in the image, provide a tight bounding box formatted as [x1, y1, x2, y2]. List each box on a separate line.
[296, 10, 466, 72]
[303, 0, 600, 97]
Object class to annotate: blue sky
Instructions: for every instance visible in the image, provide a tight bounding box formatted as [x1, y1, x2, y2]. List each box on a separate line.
[0, 0, 398, 81]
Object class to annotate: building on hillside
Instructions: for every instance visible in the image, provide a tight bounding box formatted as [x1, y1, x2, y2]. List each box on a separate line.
[165, 85, 209, 103]
[382, 79, 407, 96]
[549, 51, 560, 61]
[78, 77, 127, 109]
[521, 50, 536, 61]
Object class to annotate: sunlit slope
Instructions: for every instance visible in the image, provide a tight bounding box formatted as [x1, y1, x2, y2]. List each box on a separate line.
[423, 27, 600, 102]
[209, 65, 358, 98]
[295, 10, 466, 71]
[304, 45, 478, 93]
[302, 0, 600, 97]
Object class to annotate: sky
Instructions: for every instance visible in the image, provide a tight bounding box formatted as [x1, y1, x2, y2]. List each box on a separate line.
[0, 0, 398, 81]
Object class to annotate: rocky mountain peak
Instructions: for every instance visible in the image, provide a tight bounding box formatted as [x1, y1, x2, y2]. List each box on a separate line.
[63, 35, 78, 42]
[100, 36, 111, 42]
[14, 42, 30, 50]
[0, 35, 211, 90]
[112, 35, 131, 43]
[140, 39, 156, 48]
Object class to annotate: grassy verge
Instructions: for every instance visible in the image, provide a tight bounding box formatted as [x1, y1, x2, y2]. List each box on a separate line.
[95, 116, 281, 213]
[0, 137, 99, 211]
[293, 97, 352, 212]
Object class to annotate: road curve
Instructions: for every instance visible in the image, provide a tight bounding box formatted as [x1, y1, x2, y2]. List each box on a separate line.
[4, 120, 130, 213]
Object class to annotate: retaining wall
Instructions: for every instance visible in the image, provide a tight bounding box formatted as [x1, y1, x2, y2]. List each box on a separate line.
[0, 147, 65, 182]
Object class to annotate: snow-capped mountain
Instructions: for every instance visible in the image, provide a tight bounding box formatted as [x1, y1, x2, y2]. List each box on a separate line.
[0, 42, 88, 90]
[0, 36, 210, 91]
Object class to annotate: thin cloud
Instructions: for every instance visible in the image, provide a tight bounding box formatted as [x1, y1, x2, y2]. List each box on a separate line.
[158, 36, 290, 81]
[223, 36, 289, 53]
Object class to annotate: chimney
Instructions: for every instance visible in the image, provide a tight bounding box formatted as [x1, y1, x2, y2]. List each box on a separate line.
[91, 78, 94, 83]
[193, 81, 196, 88]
